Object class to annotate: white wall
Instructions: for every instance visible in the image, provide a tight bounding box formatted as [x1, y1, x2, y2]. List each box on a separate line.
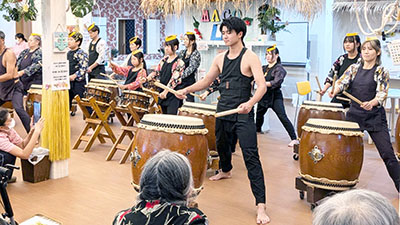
[0, 11, 16, 48]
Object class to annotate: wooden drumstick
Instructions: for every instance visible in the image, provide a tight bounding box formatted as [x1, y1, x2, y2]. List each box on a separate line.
[142, 87, 161, 96]
[100, 72, 119, 85]
[153, 81, 180, 96]
[315, 76, 322, 92]
[215, 108, 241, 118]
[190, 93, 202, 98]
[342, 91, 363, 105]
[336, 96, 351, 103]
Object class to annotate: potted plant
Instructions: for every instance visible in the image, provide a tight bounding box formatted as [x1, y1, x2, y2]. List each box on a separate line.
[257, 4, 287, 41]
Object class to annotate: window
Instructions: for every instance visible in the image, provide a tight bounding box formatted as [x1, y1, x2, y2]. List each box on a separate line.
[146, 19, 161, 54]
[117, 19, 135, 55]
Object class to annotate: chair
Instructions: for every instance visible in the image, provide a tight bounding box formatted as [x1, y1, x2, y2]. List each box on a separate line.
[294, 81, 312, 130]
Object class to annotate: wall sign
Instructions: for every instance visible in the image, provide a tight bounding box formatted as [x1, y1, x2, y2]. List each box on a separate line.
[51, 61, 70, 91]
[53, 32, 69, 53]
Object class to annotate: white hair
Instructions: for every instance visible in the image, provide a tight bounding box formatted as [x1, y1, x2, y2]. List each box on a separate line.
[313, 189, 400, 225]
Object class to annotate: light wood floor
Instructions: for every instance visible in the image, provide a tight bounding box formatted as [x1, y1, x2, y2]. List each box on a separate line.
[7, 102, 400, 225]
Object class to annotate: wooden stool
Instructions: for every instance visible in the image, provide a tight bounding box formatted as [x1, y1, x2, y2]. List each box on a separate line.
[72, 96, 117, 152]
[106, 103, 146, 163]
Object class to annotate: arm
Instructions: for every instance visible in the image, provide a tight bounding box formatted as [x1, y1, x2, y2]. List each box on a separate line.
[184, 53, 223, 93]
[95, 39, 107, 66]
[324, 55, 342, 86]
[20, 49, 42, 78]
[126, 69, 147, 90]
[373, 67, 389, 107]
[181, 50, 201, 80]
[330, 64, 356, 98]
[8, 118, 44, 159]
[167, 59, 185, 89]
[147, 58, 164, 80]
[267, 66, 286, 89]
[0, 50, 17, 82]
[238, 52, 266, 113]
[112, 64, 131, 77]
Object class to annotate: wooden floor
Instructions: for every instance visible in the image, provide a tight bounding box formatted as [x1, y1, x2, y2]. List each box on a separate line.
[7, 102, 400, 225]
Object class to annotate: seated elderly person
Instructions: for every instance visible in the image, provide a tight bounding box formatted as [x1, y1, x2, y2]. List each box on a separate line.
[113, 150, 208, 225]
[0, 108, 44, 182]
[313, 189, 399, 225]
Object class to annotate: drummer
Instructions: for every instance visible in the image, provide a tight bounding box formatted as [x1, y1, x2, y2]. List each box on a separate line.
[320, 33, 361, 108]
[178, 32, 201, 102]
[330, 37, 400, 192]
[86, 23, 107, 81]
[175, 17, 270, 224]
[147, 35, 185, 115]
[255, 45, 298, 147]
[110, 49, 147, 91]
[67, 31, 89, 111]
[15, 33, 42, 93]
[121, 36, 141, 67]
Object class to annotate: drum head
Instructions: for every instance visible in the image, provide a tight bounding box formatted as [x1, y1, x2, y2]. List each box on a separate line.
[179, 102, 216, 116]
[138, 114, 208, 135]
[302, 118, 363, 136]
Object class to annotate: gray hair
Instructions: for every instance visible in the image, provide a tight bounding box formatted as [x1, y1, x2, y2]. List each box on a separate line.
[138, 150, 193, 205]
[313, 189, 400, 225]
[31, 34, 41, 47]
[0, 31, 4, 40]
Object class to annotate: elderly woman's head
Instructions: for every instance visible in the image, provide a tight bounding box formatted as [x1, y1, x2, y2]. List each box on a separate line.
[313, 189, 400, 225]
[138, 150, 193, 205]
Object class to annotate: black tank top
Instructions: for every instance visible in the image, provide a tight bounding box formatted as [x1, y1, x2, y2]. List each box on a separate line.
[0, 49, 16, 101]
[217, 48, 253, 121]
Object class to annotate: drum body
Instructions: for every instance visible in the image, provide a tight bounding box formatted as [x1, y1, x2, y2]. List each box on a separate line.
[178, 102, 217, 151]
[297, 101, 346, 137]
[89, 79, 119, 100]
[26, 84, 42, 117]
[119, 90, 151, 110]
[299, 118, 364, 190]
[85, 85, 112, 103]
[131, 114, 209, 189]
[395, 114, 400, 158]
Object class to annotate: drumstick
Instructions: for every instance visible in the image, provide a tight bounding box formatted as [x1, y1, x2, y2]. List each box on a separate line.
[153, 81, 180, 96]
[211, 101, 218, 105]
[331, 74, 337, 95]
[315, 76, 322, 92]
[190, 93, 201, 98]
[142, 87, 161, 96]
[336, 96, 351, 102]
[342, 91, 363, 105]
[215, 108, 241, 118]
[100, 72, 119, 85]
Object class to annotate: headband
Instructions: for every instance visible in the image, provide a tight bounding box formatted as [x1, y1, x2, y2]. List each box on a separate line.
[165, 35, 177, 42]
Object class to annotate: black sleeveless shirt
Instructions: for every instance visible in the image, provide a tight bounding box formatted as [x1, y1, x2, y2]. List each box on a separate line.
[0, 49, 16, 101]
[217, 48, 253, 121]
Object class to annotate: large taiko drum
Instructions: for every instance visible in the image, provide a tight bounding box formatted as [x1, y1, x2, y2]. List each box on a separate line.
[297, 101, 346, 137]
[299, 118, 364, 190]
[178, 102, 217, 151]
[119, 90, 151, 110]
[131, 114, 209, 190]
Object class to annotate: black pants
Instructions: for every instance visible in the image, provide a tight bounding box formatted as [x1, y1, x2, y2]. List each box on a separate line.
[255, 98, 297, 140]
[0, 151, 16, 178]
[69, 80, 92, 115]
[160, 96, 182, 115]
[216, 115, 266, 204]
[88, 65, 106, 81]
[0, 83, 30, 133]
[368, 128, 400, 191]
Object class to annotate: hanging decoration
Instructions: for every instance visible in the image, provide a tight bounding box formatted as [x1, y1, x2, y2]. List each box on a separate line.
[353, 0, 399, 36]
[270, 0, 322, 21]
[0, 0, 37, 22]
[193, 16, 203, 40]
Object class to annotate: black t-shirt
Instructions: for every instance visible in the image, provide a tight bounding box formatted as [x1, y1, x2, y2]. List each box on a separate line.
[338, 56, 359, 77]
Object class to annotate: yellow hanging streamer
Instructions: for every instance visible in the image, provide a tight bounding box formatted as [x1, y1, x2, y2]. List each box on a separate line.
[41, 88, 71, 161]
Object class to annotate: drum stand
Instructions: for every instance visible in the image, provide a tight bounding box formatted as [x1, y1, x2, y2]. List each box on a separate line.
[106, 103, 147, 163]
[73, 96, 117, 152]
[295, 176, 341, 210]
[143, 90, 163, 114]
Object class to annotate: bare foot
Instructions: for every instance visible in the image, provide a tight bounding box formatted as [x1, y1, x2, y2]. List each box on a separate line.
[209, 170, 232, 181]
[256, 203, 270, 224]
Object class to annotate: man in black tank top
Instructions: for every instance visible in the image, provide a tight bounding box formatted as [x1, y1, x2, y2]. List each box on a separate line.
[0, 31, 31, 133]
[175, 18, 270, 224]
